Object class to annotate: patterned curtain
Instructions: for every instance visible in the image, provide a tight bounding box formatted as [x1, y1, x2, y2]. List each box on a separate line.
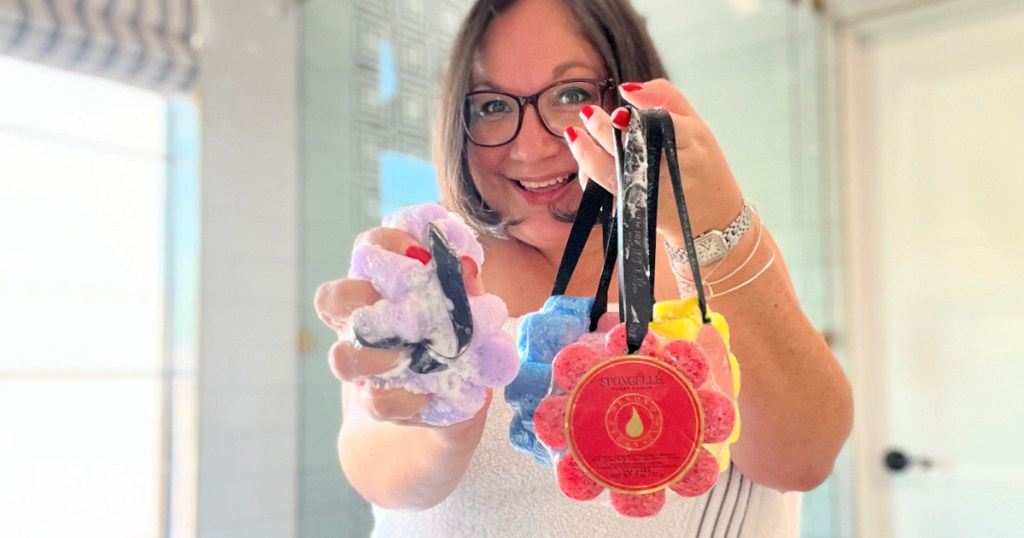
[0, 0, 199, 92]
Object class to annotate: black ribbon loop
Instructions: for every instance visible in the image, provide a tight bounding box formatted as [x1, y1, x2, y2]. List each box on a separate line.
[615, 109, 657, 353]
[659, 111, 711, 324]
[551, 179, 611, 296]
[550, 176, 616, 332]
[615, 107, 712, 353]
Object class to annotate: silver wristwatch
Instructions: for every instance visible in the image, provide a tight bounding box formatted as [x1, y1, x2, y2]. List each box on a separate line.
[665, 201, 755, 267]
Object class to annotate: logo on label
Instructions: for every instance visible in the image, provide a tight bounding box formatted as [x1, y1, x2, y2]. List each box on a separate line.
[605, 393, 663, 451]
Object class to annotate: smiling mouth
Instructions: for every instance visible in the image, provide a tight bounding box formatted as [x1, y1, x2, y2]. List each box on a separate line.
[514, 172, 577, 191]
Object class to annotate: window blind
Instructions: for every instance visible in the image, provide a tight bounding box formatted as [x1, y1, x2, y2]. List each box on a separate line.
[0, 0, 199, 92]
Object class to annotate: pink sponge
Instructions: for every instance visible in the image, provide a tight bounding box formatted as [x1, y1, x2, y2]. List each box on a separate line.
[604, 322, 660, 356]
[658, 339, 710, 387]
[551, 342, 605, 392]
[610, 489, 666, 518]
[529, 310, 739, 517]
[556, 454, 603, 501]
[533, 395, 568, 450]
[699, 389, 736, 444]
[669, 449, 720, 497]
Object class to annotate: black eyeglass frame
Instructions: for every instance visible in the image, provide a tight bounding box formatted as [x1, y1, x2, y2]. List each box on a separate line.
[463, 78, 617, 148]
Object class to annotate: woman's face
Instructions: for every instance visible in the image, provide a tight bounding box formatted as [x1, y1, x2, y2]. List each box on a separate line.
[466, 0, 606, 249]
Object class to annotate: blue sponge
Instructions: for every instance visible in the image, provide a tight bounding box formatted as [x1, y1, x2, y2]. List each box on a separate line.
[505, 295, 593, 466]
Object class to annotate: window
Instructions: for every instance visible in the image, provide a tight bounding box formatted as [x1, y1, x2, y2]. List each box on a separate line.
[0, 55, 170, 537]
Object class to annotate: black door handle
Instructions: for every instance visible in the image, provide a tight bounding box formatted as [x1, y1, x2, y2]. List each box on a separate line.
[884, 449, 933, 473]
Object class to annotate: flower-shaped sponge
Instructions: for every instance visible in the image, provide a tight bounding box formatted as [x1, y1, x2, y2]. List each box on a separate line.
[531, 298, 741, 517]
[347, 203, 519, 425]
[506, 295, 596, 465]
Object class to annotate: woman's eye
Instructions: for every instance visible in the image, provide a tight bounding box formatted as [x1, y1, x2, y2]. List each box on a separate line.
[479, 100, 513, 116]
[555, 87, 593, 106]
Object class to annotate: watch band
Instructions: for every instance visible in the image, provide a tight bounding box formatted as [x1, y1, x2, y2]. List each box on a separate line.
[665, 201, 755, 267]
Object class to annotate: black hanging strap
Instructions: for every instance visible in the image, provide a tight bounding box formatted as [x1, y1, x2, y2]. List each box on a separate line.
[616, 110, 656, 354]
[549, 174, 617, 331]
[657, 111, 711, 323]
[645, 115, 661, 306]
[590, 208, 617, 331]
[615, 107, 713, 353]
[550, 179, 611, 296]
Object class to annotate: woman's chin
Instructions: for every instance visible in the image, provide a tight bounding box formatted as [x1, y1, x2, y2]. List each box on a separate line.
[510, 212, 574, 251]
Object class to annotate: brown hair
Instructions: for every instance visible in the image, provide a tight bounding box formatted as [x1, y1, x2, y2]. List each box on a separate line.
[435, 0, 668, 238]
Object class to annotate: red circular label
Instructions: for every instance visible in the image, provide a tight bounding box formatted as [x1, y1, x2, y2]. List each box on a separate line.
[566, 356, 703, 493]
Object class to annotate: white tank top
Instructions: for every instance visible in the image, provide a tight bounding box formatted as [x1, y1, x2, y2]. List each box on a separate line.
[371, 318, 801, 538]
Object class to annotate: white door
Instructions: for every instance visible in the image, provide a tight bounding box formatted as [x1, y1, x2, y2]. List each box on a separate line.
[842, 1, 1024, 537]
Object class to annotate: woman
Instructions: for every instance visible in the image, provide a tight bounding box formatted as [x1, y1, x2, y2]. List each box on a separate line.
[314, 0, 853, 535]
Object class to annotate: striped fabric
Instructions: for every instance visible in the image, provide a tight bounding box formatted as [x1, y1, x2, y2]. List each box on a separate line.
[691, 464, 757, 538]
[0, 0, 198, 92]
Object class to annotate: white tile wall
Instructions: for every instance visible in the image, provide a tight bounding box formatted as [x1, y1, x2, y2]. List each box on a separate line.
[197, 0, 300, 536]
[298, 0, 376, 535]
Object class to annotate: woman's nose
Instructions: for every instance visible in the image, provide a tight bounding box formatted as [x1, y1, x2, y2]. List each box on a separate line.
[507, 105, 562, 162]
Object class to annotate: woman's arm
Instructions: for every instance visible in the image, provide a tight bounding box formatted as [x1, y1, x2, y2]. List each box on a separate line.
[664, 217, 852, 492]
[337, 383, 489, 510]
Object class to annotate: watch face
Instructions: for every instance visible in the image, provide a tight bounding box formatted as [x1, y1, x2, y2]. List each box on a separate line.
[695, 232, 728, 265]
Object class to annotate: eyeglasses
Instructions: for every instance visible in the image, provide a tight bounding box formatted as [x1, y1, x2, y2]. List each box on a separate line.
[463, 78, 615, 147]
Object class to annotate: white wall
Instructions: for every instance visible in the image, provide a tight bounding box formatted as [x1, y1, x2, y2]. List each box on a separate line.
[197, 1, 300, 536]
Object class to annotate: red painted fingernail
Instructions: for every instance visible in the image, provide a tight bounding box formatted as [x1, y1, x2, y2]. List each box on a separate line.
[619, 82, 644, 93]
[405, 245, 431, 265]
[564, 126, 578, 143]
[580, 104, 594, 121]
[610, 109, 630, 129]
[462, 256, 478, 279]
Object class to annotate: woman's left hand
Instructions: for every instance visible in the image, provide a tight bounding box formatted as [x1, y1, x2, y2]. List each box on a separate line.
[564, 79, 855, 492]
[566, 79, 745, 244]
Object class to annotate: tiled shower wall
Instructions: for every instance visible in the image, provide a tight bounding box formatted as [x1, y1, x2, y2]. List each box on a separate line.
[197, 1, 301, 536]
[300, 1, 471, 536]
[300, 1, 850, 536]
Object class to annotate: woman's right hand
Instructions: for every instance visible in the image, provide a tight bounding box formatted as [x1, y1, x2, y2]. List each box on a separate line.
[314, 226, 487, 426]
[316, 223, 500, 509]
